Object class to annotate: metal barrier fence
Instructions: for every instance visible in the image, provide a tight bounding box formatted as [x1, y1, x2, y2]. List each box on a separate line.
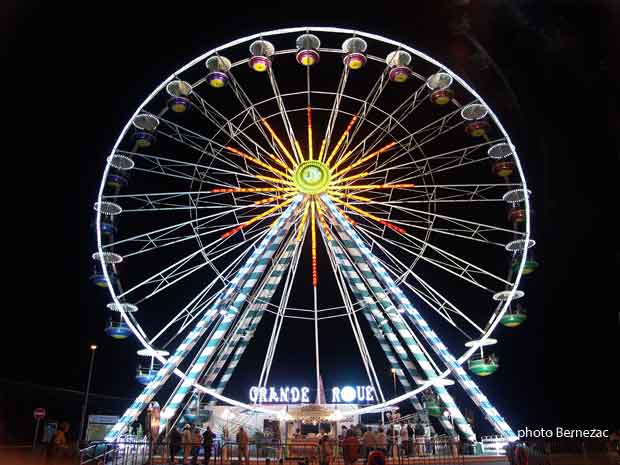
[80, 440, 466, 465]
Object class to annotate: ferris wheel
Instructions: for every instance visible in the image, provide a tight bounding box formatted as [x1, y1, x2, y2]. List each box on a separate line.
[92, 27, 537, 443]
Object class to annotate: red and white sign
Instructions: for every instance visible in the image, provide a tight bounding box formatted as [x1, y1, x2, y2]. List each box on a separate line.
[33, 408, 46, 420]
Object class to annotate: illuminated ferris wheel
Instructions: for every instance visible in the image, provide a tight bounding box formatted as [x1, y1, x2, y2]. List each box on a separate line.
[91, 27, 537, 443]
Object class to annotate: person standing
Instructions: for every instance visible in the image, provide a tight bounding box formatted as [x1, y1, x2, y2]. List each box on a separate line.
[191, 427, 202, 465]
[399, 423, 409, 457]
[319, 430, 333, 465]
[237, 426, 250, 465]
[449, 435, 460, 457]
[407, 423, 414, 456]
[47, 422, 69, 463]
[386, 426, 394, 458]
[366, 449, 386, 465]
[414, 422, 425, 457]
[362, 427, 376, 462]
[203, 426, 216, 465]
[375, 427, 387, 455]
[156, 430, 167, 463]
[182, 424, 193, 464]
[170, 427, 182, 465]
[342, 429, 359, 465]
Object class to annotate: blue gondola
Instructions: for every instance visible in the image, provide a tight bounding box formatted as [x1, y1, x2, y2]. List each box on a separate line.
[90, 269, 119, 289]
[135, 368, 156, 385]
[105, 320, 131, 339]
[99, 220, 117, 236]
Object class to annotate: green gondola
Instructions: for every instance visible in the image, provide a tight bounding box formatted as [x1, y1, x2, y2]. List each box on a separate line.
[468, 357, 499, 376]
[500, 312, 527, 328]
[512, 257, 539, 275]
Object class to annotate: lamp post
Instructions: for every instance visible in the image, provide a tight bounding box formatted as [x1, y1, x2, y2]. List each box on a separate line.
[78, 345, 97, 446]
[391, 368, 397, 396]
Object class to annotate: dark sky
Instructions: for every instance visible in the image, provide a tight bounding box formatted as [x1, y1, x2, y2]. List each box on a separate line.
[2, 0, 618, 444]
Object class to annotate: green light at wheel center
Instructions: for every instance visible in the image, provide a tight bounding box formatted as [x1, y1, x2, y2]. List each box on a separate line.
[294, 161, 330, 194]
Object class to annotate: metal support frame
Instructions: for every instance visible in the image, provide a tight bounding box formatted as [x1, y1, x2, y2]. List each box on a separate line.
[205, 237, 301, 401]
[158, 197, 302, 430]
[323, 195, 517, 441]
[105, 197, 301, 440]
[326, 227, 457, 438]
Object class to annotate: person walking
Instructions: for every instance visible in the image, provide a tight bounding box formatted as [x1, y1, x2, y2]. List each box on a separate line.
[237, 426, 250, 465]
[342, 429, 360, 465]
[203, 426, 216, 465]
[399, 423, 409, 457]
[191, 427, 202, 465]
[182, 424, 193, 464]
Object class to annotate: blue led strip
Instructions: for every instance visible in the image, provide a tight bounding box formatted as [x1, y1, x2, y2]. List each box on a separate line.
[327, 232, 456, 436]
[323, 196, 475, 441]
[323, 195, 517, 442]
[206, 238, 299, 401]
[105, 196, 301, 441]
[158, 197, 302, 429]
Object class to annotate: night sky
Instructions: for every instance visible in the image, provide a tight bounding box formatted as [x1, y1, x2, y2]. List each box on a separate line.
[2, 0, 617, 444]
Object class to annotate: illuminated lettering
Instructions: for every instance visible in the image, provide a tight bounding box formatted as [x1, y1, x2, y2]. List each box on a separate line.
[259, 387, 268, 403]
[269, 387, 279, 403]
[279, 387, 290, 402]
[249, 384, 375, 403]
[301, 387, 310, 403]
[331, 387, 341, 403]
[290, 387, 300, 402]
[249, 386, 259, 403]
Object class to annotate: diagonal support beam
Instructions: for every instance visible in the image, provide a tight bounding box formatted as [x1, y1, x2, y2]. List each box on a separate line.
[326, 234, 439, 426]
[158, 197, 302, 430]
[327, 227, 455, 436]
[206, 237, 300, 401]
[105, 196, 302, 440]
[323, 195, 517, 442]
[324, 197, 475, 440]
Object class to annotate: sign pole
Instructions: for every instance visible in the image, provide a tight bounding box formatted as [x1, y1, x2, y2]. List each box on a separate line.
[32, 408, 46, 451]
[32, 418, 41, 450]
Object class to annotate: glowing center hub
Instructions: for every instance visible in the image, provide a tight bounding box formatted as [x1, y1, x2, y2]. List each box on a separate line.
[294, 160, 330, 194]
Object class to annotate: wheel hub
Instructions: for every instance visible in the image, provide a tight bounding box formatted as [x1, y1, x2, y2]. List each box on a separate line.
[294, 160, 330, 194]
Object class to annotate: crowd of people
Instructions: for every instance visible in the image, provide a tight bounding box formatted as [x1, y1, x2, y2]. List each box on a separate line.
[336, 422, 459, 460]
[154, 420, 455, 465]
[159, 423, 219, 465]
